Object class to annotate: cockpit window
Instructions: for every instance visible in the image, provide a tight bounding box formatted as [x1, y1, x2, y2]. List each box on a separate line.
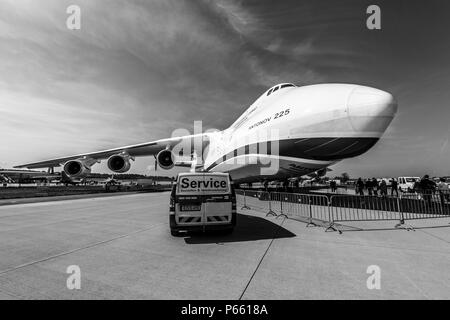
[266, 83, 295, 96]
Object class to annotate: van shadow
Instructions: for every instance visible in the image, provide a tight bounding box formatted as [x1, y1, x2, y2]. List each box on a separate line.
[184, 213, 296, 244]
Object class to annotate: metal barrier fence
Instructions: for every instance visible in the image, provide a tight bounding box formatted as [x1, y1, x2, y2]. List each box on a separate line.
[236, 189, 450, 231]
[330, 195, 402, 222]
[397, 192, 450, 219]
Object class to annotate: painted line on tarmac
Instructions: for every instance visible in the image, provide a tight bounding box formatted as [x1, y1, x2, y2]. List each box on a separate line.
[0, 222, 165, 277]
[238, 216, 287, 300]
[416, 228, 450, 244]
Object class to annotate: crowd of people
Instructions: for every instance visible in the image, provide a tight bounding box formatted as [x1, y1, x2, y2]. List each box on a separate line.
[355, 177, 393, 197]
[354, 175, 450, 203]
[255, 175, 450, 205]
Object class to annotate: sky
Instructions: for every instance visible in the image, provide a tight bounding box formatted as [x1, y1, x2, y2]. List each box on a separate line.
[1, 0, 450, 178]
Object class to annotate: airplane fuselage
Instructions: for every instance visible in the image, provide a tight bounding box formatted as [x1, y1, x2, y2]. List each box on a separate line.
[14, 83, 397, 183]
[202, 83, 397, 182]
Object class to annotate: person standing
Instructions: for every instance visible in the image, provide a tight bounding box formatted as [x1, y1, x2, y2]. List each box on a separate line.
[437, 178, 449, 205]
[366, 179, 373, 196]
[380, 180, 388, 197]
[419, 175, 436, 206]
[330, 180, 337, 193]
[372, 178, 379, 196]
[390, 178, 399, 197]
[357, 178, 365, 196]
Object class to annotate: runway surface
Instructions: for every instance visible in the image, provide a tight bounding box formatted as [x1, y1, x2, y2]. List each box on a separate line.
[0, 192, 449, 299]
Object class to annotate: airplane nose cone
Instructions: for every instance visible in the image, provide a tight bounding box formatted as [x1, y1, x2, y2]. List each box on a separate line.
[347, 86, 397, 133]
[347, 86, 397, 117]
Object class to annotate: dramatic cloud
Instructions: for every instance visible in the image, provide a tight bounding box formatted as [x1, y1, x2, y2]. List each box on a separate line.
[1, 0, 450, 177]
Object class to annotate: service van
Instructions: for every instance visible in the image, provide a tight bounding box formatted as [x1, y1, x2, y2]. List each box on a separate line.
[169, 172, 236, 236]
[398, 176, 420, 192]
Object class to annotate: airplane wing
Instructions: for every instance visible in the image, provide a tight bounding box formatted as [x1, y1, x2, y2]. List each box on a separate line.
[14, 134, 209, 169]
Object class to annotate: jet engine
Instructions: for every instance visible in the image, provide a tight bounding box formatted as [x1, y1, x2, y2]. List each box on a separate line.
[63, 159, 92, 178]
[316, 167, 328, 177]
[307, 167, 331, 180]
[107, 154, 131, 173]
[156, 149, 175, 170]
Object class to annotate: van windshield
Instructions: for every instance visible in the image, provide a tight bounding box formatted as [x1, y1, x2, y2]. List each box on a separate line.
[405, 178, 418, 182]
[177, 175, 230, 194]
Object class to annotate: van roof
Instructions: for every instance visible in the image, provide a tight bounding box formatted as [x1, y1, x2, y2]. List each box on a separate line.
[178, 172, 230, 177]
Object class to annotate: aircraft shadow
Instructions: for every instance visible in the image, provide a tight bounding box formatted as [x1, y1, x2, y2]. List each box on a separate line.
[184, 213, 296, 244]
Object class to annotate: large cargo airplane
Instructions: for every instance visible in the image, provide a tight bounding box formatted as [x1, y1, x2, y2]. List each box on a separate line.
[15, 83, 397, 183]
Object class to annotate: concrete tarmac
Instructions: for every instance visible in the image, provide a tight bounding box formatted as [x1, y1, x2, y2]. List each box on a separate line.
[0, 192, 449, 299]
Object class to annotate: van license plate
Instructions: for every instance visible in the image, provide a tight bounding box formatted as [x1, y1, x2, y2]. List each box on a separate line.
[181, 204, 201, 211]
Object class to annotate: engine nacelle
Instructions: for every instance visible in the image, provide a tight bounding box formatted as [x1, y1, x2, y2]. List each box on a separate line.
[63, 160, 92, 178]
[107, 154, 131, 173]
[316, 168, 328, 177]
[156, 149, 175, 170]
